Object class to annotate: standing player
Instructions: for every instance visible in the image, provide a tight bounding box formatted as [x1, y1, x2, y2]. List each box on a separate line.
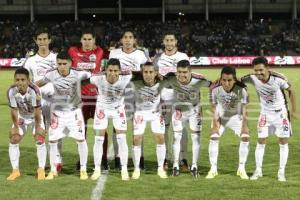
[131, 62, 168, 179]
[89, 58, 131, 181]
[241, 56, 297, 182]
[36, 52, 91, 180]
[166, 60, 211, 177]
[153, 32, 190, 170]
[23, 28, 63, 171]
[7, 68, 46, 181]
[206, 66, 250, 180]
[68, 29, 108, 170]
[109, 30, 148, 169]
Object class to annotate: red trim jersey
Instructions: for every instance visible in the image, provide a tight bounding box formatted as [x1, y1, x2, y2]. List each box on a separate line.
[68, 46, 104, 97]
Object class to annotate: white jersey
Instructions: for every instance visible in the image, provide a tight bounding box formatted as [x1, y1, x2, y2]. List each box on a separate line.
[43, 69, 91, 111]
[167, 73, 211, 111]
[210, 83, 248, 118]
[131, 75, 166, 112]
[90, 73, 132, 109]
[7, 83, 41, 117]
[109, 48, 148, 72]
[155, 51, 189, 76]
[24, 52, 57, 82]
[241, 72, 290, 112]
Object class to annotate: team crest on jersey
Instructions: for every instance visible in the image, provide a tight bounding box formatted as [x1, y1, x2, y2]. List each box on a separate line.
[96, 109, 105, 119]
[89, 54, 96, 62]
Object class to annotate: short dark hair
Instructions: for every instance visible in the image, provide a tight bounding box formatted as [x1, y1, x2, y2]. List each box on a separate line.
[177, 60, 190, 69]
[221, 66, 236, 78]
[57, 51, 72, 61]
[252, 56, 268, 67]
[107, 58, 121, 70]
[142, 62, 158, 71]
[15, 68, 30, 79]
[81, 28, 95, 38]
[121, 29, 136, 39]
[34, 27, 51, 40]
[163, 31, 177, 39]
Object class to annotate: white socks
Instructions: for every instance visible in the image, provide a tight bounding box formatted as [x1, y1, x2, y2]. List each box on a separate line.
[208, 139, 219, 172]
[255, 143, 265, 171]
[238, 141, 249, 170]
[77, 140, 88, 172]
[279, 143, 289, 172]
[132, 145, 141, 170]
[49, 142, 58, 173]
[191, 134, 200, 169]
[156, 144, 166, 170]
[93, 136, 105, 171]
[116, 134, 128, 171]
[173, 131, 182, 168]
[9, 143, 20, 169]
[36, 143, 47, 169]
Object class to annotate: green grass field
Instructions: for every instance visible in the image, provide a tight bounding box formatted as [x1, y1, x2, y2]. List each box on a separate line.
[0, 68, 299, 200]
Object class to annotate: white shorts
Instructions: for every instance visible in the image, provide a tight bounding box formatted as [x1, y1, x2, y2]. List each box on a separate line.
[257, 109, 291, 138]
[133, 110, 165, 135]
[93, 105, 127, 131]
[172, 106, 202, 132]
[48, 108, 85, 141]
[215, 115, 243, 137]
[12, 114, 45, 136]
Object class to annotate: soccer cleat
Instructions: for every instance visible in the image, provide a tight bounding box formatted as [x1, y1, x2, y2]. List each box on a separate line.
[101, 159, 109, 171]
[205, 170, 218, 179]
[163, 159, 169, 171]
[172, 167, 180, 177]
[190, 167, 199, 178]
[132, 169, 141, 180]
[278, 171, 286, 182]
[56, 163, 63, 173]
[7, 169, 21, 181]
[139, 156, 145, 170]
[180, 159, 189, 172]
[237, 169, 249, 180]
[91, 170, 101, 181]
[250, 169, 263, 180]
[115, 157, 121, 171]
[37, 168, 46, 180]
[121, 170, 130, 181]
[45, 171, 57, 180]
[157, 168, 168, 179]
[80, 171, 88, 180]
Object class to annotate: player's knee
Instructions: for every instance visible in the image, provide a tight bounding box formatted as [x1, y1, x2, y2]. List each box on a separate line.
[257, 138, 266, 144]
[155, 134, 165, 144]
[241, 133, 250, 142]
[10, 134, 22, 144]
[133, 135, 142, 145]
[210, 133, 220, 140]
[34, 134, 46, 145]
[279, 137, 288, 145]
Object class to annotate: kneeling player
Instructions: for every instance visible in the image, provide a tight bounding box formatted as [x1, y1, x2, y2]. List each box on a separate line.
[89, 58, 131, 181]
[131, 62, 168, 179]
[36, 51, 91, 180]
[7, 68, 47, 181]
[206, 66, 250, 180]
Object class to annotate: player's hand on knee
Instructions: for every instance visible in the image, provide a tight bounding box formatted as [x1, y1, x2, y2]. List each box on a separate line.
[9, 128, 22, 144]
[35, 127, 46, 144]
[9, 127, 19, 139]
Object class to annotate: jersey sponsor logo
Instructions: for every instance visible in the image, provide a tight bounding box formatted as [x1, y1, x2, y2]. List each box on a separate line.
[77, 62, 96, 70]
[37, 69, 47, 76]
[89, 54, 96, 62]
